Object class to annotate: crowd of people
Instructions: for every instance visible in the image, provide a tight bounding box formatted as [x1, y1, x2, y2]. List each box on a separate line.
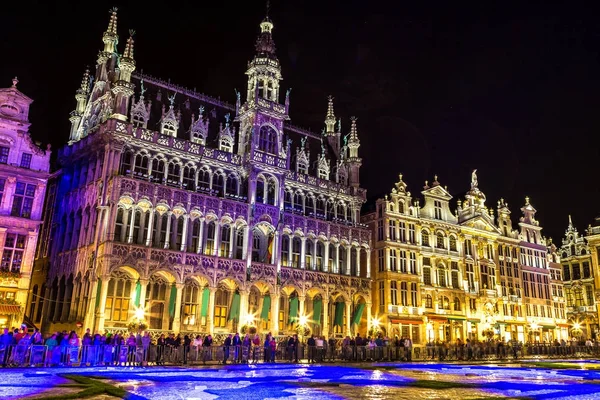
[1, 324, 597, 368]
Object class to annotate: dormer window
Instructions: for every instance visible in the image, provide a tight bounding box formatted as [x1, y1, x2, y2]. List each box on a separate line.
[258, 125, 277, 154]
[219, 138, 233, 153]
[297, 161, 307, 175]
[318, 167, 328, 179]
[162, 121, 176, 137]
[132, 112, 145, 128]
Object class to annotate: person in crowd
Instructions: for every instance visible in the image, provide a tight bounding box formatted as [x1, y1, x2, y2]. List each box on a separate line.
[0, 328, 13, 367]
[232, 332, 241, 363]
[263, 332, 271, 362]
[223, 334, 232, 364]
[156, 334, 166, 366]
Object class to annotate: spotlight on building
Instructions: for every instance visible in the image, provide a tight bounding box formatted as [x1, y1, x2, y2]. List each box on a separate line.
[298, 314, 308, 327]
[244, 314, 255, 326]
[135, 307, 145, 320]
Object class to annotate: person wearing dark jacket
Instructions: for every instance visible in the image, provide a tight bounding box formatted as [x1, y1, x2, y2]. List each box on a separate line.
[223, 334, 232, 364]
[307, 335, 316, 363]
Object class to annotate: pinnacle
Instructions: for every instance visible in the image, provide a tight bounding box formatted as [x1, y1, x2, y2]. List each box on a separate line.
[123, 32, 135, 59]
[349, 116, 359, 142]
[326, 95, 335, 119]
[106, 7, 118, 35]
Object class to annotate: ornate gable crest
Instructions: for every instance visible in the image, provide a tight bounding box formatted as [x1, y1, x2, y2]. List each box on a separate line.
[317, 142, 330, 179]
[218, 113, 234, 152]
[159, 93, 180, 137]
[296, 137, 309, 174]
[130, 80, 151, 128]
[190, 105, 209, 145]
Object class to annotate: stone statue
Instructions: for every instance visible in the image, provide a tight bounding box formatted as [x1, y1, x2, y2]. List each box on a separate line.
[140, 79, 146, 96]
[286, 88, 292, 97]
[198, 105, 204, 116]
[234, 88, 240, 102]
[224, 113, 231, 124]
[343, 134, 348, 147]
[300, 136, 307, 148]
[471, 169, 478, 189]
[168, 93, 176, 107]
[337, 118, 341, 133]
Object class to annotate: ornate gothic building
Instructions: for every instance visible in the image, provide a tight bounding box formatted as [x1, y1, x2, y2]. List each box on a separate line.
[0, 78, 51, 329]
[37, 10, 371, 338]
[363, 171, 568, 344]
[559, 216, 599, 339]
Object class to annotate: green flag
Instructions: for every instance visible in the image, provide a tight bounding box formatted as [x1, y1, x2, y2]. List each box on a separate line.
[334, 301, 344, 327]
[260, 295, 271, 321]
[134, 280, 141, 308]
[200, 287, 210, 318]
[94, 279, 102, 309]
[229, 292, 241, 322]
[351, 303, 365, 325]
[288, 296, 299, 324]
[168, 284, 177, 318]
[312, 297, 322, 326]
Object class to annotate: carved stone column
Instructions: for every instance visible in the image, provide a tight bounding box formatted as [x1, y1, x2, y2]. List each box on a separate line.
[270, 291, 280, 333]
[345, 302, 352, 337]
[95, 274, 111, 333]
[322, 297, 330, 338]
[207, 287, 217, 334]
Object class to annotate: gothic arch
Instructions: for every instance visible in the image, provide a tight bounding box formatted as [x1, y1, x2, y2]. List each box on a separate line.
[109, 264, 142, 280]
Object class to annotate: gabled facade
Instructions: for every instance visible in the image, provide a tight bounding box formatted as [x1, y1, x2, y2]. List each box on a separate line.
[363, 170, 568, 344]
[38, 9, 371, 339]
[0, 78, 51, 329]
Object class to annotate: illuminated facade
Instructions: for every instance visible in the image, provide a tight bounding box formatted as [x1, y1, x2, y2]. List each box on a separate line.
[0, 78, 51, 329]
[559, 216, 599, 339]
[39, 10, 371, 338]
[363, 171, 568, 344]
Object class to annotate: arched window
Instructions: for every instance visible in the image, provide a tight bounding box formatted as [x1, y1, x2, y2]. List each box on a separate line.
[198, 167, 211, 189]
[114, 208, 125, 242]
[266, 177, 277, 205]
[326, 200, 335, 221]
[449, 236, 457, 251]
[204, 221, 216, 255]
[305, 195, 315, 216]
[293, 192, 304, 213]
[305, 239, 314, 269]
[316, 241, 324, 271]
[339, 246, 347, 274]
[316, 197, 326, 218]
[167, 162, 180, 186]
[284, 190, 293, 210]
[219, 225, 231, 258]
[133, 154, 149, 178]
[214, 288, 229, 328]
[258, 125, 278, 154]
[182, 279, 200, 327]
[398, 201, 405, 214]
[425, 294, 433, 308]
[150, 158, 166, 183]
[106, 273, 132, 322]
[281, 235, 290, 266]
[436, 233, 445, 249]
[453, 297, 461, 311]
[120, 150, 133, 176]
[292, 237, 302, 268]
[437, 264, 447, 287]
[212, 173, 225, 196]
[438, 296, 450, 310]
[328, 243, 336, 272]
[182, 165, 196, 190]
[337, 203, 346, 221]
[226, 174, 238, 196]
[421, 230, 430, 246]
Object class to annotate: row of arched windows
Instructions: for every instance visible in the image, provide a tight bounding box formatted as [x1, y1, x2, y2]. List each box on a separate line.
[120, 150, 245, 198]
[283, 190, 353, 223]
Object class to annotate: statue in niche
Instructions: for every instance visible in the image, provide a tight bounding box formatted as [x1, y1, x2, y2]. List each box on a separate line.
[224, 113, 231, 124]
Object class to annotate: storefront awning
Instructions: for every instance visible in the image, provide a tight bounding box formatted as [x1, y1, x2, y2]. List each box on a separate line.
[390, 318, 423, 325]
[468, 318, 480, 323]
[557, 323, 570, 328]
[541, 325, 556, 329]
[426, 315, 450, 321]
[0, 305, 21, 315]
[447, 316, 467, 321]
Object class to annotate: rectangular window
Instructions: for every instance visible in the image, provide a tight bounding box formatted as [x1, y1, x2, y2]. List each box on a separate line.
[410, 283, 418, 306]
[408, 224, 415, 243]
[0, 146, 9, 164]
[214, 306, 227, 328]
[11, 182, 36, 218]
[390, 281, 398, 305]
[1, 233, 26, 271]
[377, 221, 384, 241]
[400, 282, 408, 306]
[389, 249, 397, 272]
[389, 220, 397, 241]
[423, 267, 431, 285]
[465, 239, 472, 256]
[434, 200, 442, 219]
[399, 250, 407, 273]
[583, 262, 591, 278]
[409, 252, 416, 274]
[378, 249, 385, 272]
[20, 153, 32, 169]
[399, 222, 406, 242]
[379, 281, 385, 313]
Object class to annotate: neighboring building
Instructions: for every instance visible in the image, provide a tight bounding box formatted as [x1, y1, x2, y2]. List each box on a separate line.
[40, 10, 371, 338]
[559, 216, 598, 339]
[584, 217, 600, 339]
[363, 170, 568, 344]
[0, 77, 51, 329]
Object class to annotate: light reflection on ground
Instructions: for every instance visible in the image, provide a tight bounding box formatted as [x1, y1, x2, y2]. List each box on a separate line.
[1, 362, 600, 399]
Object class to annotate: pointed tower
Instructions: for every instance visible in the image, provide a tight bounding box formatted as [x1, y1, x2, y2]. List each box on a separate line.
[111, 30, 136, 121]
[236, 9, 288, 157]
[324, 96, 341, 157]
[95, 7, 119, 88]
[69, 68, 90, 142]
[346, 116, 362, 187]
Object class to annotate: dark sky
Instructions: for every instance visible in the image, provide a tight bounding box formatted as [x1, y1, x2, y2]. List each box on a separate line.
[2, 1, 600, 243]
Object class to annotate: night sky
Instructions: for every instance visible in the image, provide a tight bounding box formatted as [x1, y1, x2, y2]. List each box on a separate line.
[2, 1, 599, 243]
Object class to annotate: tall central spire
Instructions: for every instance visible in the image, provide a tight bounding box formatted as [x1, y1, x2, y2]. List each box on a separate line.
[255, 2, 277, 58]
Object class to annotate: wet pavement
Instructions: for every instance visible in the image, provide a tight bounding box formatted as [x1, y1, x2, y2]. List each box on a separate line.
[2, 361, 600, 399]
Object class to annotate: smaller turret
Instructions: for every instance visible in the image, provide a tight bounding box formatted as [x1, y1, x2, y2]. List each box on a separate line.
[346, 116, 362, 187]
[69, 69, 91, 142]
[218, 113, 235, 152]
[190, 105, 209, 145]
[102, 7, 118, 54]
[159, 94, 180, 137]
[323, 95, 341, 158]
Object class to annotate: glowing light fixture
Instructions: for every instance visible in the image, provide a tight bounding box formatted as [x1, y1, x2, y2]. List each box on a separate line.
[134, 307, 145, 320]
[573, 323, 581, 330]
[298, 314, 308, 326]
[244, 314, 255, 326]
